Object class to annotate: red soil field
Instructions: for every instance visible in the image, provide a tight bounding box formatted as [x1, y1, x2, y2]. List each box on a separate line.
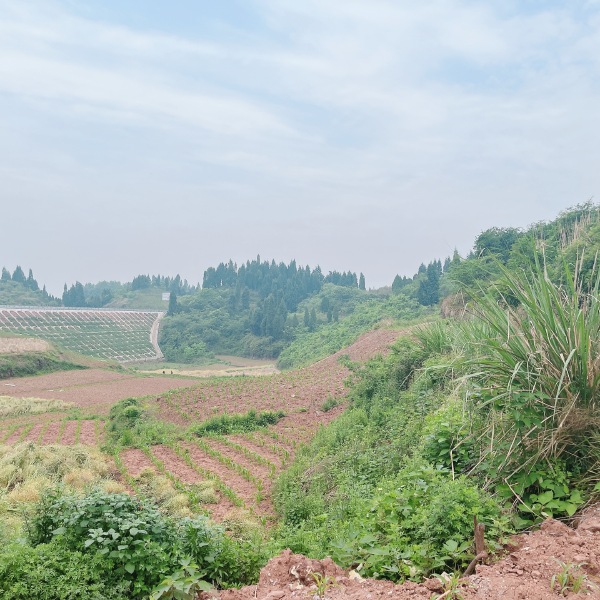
[1, 327, 406, 524]
[123, 328, 406, 521]
[1, 369, 201, 415]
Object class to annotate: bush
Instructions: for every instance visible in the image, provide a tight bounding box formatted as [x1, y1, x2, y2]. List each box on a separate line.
[28, 488, 176, 598]
[190, 410, 285, 437]
[177, 516, 267, 587]
[24, 487, 266, 597]
[330, 463, 506, 580]
[107, 398, 177, 447]
[0, 542, 130, 599]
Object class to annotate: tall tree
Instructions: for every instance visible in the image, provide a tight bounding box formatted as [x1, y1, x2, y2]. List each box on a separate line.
[167, 292, 178, 316]
[359, 273, 366, 290]
[26, 269, 39, 291]
[0, 267, 10, 281]
[12, 266, 26, 284]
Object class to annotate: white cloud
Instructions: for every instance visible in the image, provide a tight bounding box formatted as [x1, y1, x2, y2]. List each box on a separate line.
[0, 0, 599, 289]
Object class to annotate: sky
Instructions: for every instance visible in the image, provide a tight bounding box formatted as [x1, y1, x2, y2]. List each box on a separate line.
[1, 0, 599, 294]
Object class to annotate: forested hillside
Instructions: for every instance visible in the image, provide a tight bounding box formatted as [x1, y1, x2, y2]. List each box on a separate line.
[0, 266, 59, 306]
[158, 258, 371, 361]
[394, 201, 600, 306]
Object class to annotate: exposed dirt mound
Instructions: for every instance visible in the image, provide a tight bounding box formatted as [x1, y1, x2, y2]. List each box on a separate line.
[209, 513, 600, 599]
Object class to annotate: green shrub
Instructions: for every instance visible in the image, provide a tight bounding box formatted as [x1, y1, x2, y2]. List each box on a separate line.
[190, 409, 285, 437]
[0, 352, 86, 380]
[106, 398, 178, 447]
[177, 516, 267, 587]
[28, 488, 176, 598]
[330, 463, 507, 580]
[24, 487, 266, 597]
[0, 542, 130, 599]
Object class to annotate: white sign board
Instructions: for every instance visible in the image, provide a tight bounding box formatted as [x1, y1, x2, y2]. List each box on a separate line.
[162, 293, 170, 301]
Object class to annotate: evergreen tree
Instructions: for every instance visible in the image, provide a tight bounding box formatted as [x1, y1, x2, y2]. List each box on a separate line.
[26, 269, 39, 291]
[359, 273, 366, 290]
[12, 266, 26, 284]
[167, 292, 178, 316]
[417, 262, 440, 306]
[241, 287, 250, 310]
[304, 307, 310, 328]
[1, 267, 10, 281]
[131, 275, 151, 291]
[332, 305, 339, 322]
[63, 282, 86, 307]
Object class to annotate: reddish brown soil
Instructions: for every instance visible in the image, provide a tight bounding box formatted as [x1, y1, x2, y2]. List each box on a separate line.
[3, 425, 25, 444]
[23, 422, 44, 442]
[78, 420, 98, 445]
[181, 442, 265, 508]
[202, 438, 273, 483]
[1, 369, 200, 415]
[119, 448, 156, 477]
[41, 420, 62, 444]
[151, 445, 204, 485]
[208, 515, 600, 600]
[130, 329, 407, 520]
[156, 328, 403, 427]
[61, 420, 78, 444]
[229, 434, 285, 468]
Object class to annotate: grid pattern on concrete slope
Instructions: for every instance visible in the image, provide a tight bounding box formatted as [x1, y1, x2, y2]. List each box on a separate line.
[0, 307, 164, 362]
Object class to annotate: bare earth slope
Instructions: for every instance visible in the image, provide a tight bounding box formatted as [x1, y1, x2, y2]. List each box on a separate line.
[213, 511, 600, 599]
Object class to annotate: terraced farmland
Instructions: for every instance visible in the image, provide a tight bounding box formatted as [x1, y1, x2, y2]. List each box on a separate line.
[0, 307, 164, 362]
[0, 327, 405, 522]
[115, 328, 404, 519]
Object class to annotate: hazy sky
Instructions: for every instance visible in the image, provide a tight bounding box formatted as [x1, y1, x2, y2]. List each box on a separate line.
[1, 0, 599, 294]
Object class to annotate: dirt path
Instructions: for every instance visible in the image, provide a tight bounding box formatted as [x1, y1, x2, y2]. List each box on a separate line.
[150, 312, 165, 360]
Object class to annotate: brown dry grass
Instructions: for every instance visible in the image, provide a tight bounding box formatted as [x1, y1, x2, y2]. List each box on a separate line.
[0, 396, 73, 418]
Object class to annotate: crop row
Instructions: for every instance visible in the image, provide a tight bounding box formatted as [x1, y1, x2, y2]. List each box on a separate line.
[114, 425, 302, 521]
[0, 419, 103, 446]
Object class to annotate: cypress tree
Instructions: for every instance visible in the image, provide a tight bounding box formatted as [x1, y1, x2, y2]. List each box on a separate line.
[12, 266, 26, 284]
[167, 292, 178, 316]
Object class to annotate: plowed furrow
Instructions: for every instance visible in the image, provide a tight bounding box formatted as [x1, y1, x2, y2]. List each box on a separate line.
[229, 434, 286, 467]
[4, 426, 26, 444]
[61, 420, 78, 444]
[180, 441, 260, 505]
[78, 420, 97, 445]
[150, 445, 204, 484]
[203, 438, 273, 481]
[120, 448, 156, 477]
[41, 421, 62, 444]
[22, 423, 43, 442]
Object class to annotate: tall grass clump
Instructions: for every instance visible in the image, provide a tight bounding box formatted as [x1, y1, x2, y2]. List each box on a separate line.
[464, 255, 600, 514]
